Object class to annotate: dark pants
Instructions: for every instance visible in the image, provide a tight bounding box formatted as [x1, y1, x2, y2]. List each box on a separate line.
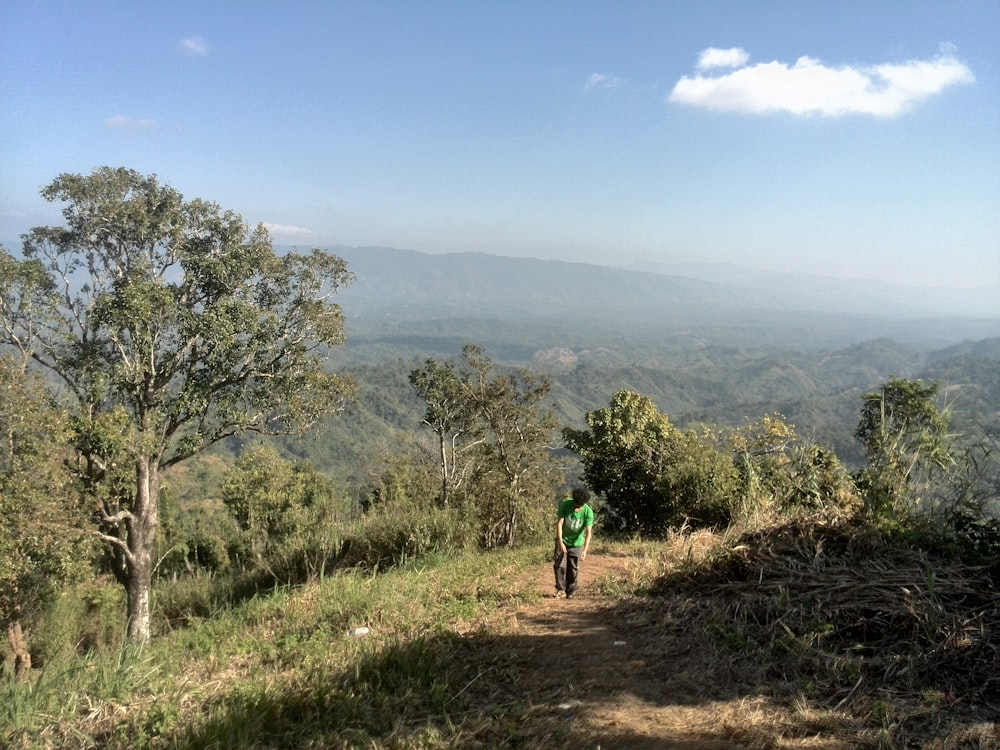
[554, 544, 582, 594]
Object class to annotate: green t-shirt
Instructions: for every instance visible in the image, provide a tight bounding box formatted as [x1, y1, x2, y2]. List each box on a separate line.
[557, 498, 594, 547]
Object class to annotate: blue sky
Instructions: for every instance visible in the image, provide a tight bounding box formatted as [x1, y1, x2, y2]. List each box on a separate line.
[2, 1, 998, 288]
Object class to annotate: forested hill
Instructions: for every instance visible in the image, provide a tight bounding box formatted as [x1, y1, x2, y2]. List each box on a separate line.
[314, 245, 1000, 349]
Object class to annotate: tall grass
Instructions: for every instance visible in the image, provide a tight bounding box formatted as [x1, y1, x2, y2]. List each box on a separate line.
[2, 544, 542, 750]
[5, 505, 994, 749]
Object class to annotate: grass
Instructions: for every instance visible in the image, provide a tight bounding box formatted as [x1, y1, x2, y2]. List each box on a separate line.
[3, 517, 997, 749]
[2, 547, 545, 750]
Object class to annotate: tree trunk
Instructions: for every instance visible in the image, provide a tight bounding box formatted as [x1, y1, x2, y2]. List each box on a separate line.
[439, 432, 449, 507]
[125, 456, 160, 643]
[6, 620, 31, 679]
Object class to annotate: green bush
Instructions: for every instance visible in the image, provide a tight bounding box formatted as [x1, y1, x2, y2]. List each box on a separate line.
[658, 430, 740, 528]
[340, 505, 474, 569]
[27, 578, 124, 667]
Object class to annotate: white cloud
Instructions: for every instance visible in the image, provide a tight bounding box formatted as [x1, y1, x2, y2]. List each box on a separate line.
[584, 73, 625, 93]
[178, 36, 209, 57]
[263, 222, 313, 238]
[103, 115, 156, 132]
[697, 47, 750, 71]
[670, 48, 974, 118]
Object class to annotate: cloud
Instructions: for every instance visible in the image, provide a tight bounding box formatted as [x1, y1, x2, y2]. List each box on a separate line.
[669, 47, 974, 118]
[103, 115, 156, 132]
[178, 36, 209, 57]
[697, 47, 750, 71]
[584, 73, 625, 93]
[263, 222, 313, 238]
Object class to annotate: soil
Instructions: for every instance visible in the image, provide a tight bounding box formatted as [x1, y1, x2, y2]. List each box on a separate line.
[499, 551, 804, 749]
[493, 551, 998, 750]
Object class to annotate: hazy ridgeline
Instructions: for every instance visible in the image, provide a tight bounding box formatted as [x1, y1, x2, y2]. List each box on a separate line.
[268, 246, 1000, 495]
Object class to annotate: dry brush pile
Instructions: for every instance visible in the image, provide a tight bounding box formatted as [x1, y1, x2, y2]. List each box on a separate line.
[628, 516, 999, 745]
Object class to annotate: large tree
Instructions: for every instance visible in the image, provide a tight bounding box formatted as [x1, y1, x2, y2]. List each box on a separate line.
[564, 389, 678, 534]
[0, 167, 355, 642]
[460, 344, 559, 547]
[410, 344, 559, 547]
[564, 388, 742, 533]
[408, 357, 483, 507]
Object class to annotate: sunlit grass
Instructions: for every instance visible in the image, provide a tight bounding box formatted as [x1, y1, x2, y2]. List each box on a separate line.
[4, 524, 995, 749]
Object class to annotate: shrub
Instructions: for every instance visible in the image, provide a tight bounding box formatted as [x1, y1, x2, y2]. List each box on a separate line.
[339, 505, 474, 570]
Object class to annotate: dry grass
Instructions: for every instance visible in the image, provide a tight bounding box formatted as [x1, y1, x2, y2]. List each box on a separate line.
[5, 516, 997, 749]
[596, 515, 999, 748]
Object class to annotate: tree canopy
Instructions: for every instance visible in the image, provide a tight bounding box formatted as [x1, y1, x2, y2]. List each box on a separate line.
[0, 167, 355, 641]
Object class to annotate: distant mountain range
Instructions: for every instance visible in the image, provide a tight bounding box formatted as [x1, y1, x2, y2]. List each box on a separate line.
[625, 259, 1000, 319]
[320, 246, 999, 346]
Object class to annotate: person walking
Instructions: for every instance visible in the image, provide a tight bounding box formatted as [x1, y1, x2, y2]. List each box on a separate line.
[554, 487, 594, 599]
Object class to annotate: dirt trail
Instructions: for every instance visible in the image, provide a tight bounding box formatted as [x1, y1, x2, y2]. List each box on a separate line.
[498, 551, 853, 750]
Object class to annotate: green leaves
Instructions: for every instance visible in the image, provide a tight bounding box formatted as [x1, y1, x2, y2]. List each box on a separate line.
[565, 389, 745, 533]
[408, 344, 560, 547]
[0, 357, 93, 635]
[1, 167, 356, 641]
[855, 377, 953, 520]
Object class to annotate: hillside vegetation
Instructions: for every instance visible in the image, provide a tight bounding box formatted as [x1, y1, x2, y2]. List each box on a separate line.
[3, 512, 996, 749]
[3, 218, 998, 749]
[299, 334, 1000, 495]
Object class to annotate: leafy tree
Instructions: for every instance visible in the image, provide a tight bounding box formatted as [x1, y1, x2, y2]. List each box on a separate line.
[565, 389, 748, 533]
[728, 414, 856, 514]
[784, 443, 857, 511]
[855, 376, 952, 519]
[156, 454, 235, 577]
[222, 443, 341, 576]
[0, 356, 92, 677]
[658, 427, 738, 528]
[730, 413, 797, 503]
[409, 357, 483, 507]
[563, 389, 679, 534]
[410, 344, 560, 547]
[460, 344, 560, 547]
[366, 448, 440, 512]
[0, 168, 355, 642]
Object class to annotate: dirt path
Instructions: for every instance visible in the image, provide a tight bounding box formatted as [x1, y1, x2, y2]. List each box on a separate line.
[498, 551, 853, 750]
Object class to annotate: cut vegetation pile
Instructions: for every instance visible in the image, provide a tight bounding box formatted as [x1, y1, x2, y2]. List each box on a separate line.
[613, 517, 1000, 746]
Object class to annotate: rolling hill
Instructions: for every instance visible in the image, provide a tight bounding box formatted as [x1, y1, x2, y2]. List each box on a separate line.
[322, 245, 1000, 351]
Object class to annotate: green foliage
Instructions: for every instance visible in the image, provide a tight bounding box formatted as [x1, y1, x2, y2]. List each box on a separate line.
[854, 377, 952, 522]
[784, 443, 857, 510]
[22, 577, 125, 672]
[366, 449, 440, 512]
[0, 357, 95, 674]
[0, 167, 355, 642]
[407, 344, 563, 548]
[1, 637, 157, 750]
[340, 504, 475, 570]
[658, 428, 739, 528]
[409, 356, 482, 507]
[156, 454, 243, 579]
[565, 389, 741, 534]
[564, 389, 676, 534]
[222, 443, 348, 582]
[728, 414, 858, 516]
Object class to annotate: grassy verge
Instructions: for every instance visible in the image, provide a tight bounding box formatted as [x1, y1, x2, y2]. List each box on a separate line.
[3, 519, 996, 749]
[3, 546, 546, 750]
